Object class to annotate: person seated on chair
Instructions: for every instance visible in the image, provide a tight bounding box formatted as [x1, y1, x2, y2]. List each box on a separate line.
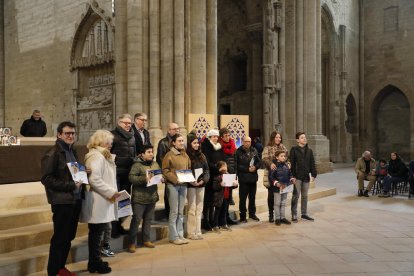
[355, 151, 376, 197]
[376, 159, 388, 181]
[408, 160, 414, 198]
[379, 152, 408, 198]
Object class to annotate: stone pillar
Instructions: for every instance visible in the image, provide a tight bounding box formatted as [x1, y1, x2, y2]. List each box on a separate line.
[295, 0, 304, 131]
[142, 0, 149, 115]
[160, 0, 174, 130]
[206, 0, 217, 124]
[0, 0, 4, 126]
[148, 0, 163, 143]
[190, 0, 207, 113]
[114, 0, 127, 116]
[127, 0, 143, 113]
[174, 0, 186, 133]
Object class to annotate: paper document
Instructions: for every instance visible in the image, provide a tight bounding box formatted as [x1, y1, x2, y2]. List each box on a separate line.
[280, 184, 294, 194]
[146, 169, 163, 186]
[117, 198, 132, 218]
[249, 157, 255, 167]
[222, 174, 237, 187]
[116, 190, 131, 201]
[194, 168, 203, 181]
[176, 170, 196, 183]
[67, 162, 89, 184]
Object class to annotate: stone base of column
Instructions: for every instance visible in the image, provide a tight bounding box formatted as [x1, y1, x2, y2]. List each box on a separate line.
[307, 134, 333, 174]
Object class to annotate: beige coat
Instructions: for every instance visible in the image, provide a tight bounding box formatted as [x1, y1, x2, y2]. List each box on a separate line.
[80, 147, 118, 224]
[162, 147, 191, 185]
[262, 144, 288, 188]
[355, 157, 376, 176]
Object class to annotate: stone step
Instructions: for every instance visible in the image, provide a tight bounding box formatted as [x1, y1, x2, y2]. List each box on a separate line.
[0, 206, 51, 230]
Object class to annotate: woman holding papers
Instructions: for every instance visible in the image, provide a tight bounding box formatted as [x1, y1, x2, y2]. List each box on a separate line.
[162, 134, 192, 245]
[128, 145, 160, 253]
[83, 130, 120, 274]
[186, 131, 210, 240]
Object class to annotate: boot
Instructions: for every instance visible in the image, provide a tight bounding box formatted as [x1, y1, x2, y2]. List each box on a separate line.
[358, 189, 363, 197]
[88, 261, 111, 274]
[363, 190, 369, 197]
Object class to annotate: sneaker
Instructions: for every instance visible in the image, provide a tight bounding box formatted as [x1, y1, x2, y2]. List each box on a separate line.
[292, 216, 298, 223]
[101, 245, 115, 257]
[212, 226, 221, 233]
[280, 218, 291, 225]
[180, 238, 189, 244]
[143, 241, 155, 248]
[301, 214, 314, 221]
[128, 244, 136, 253]
[187, 234, 198, 240]
[169, 239, 185, 245]
[196, 234, 204, 240]
[249, 215, 260, 221]
[275, 219, 281, 226]
[220, 225, 232, 231]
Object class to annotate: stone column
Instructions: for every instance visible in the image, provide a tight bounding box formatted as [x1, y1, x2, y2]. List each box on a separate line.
[114, 0, 127, 116]
[142, 0, 149, 114]
[206, 0, 217, 123]
[0, 0, 4, 126]
[148, 0, 163, 143]
[160, 0, 174, 130]
[295, 0, 304, 131]
[190, 0, 207, 113]
[127, 0, 143, 113]
[174, 0, 186, 133]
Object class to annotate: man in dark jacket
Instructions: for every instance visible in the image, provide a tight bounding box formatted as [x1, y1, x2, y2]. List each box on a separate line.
[20, 109, 47, 137]
[236, 136, 261, 222]
[41, 121, 83, 276]
[289, 132, 317, 222]
[110, 114, 136, 237]
[132, 112, 152, 154]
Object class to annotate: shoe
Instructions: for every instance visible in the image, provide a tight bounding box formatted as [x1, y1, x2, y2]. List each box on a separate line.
[275, 219, 281, 226]
[212, 226, 221, 233]
[249, 215, 260, 221]
[358, 189, 363, 197]
[58, 267, 76, 276]
[196, 234, 204, 240]
[292, 216, 298, 223]
[128, 244, 136, 253]
[201, 220, 213, 231]
[269, 217, 274, 223]
[220, 225, 232, 231]
[180, 238, 189, 244]
[379, 192, 390, 198]
[143, 241, 155, 248]
[88, 261, 111, 274]
[239, 218, 247, 223]
[227, 218, 238, 225]
[188, 234, 198, 240]
[301, 214, 314, 221]
[169, 239, 185, 245]
[100, 245, 115, 257]
[280, 218, 291, 225]
[363, 190, 369, 197]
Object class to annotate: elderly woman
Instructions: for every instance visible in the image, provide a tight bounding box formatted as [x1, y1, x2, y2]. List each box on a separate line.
[82, 130, 120, 274]
[162, 134, 192, 245]
[262, 131, 288, 223]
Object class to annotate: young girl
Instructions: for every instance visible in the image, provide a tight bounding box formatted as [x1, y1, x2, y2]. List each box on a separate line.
[269, 151, 294, 226]
[212, 161, 238, 232]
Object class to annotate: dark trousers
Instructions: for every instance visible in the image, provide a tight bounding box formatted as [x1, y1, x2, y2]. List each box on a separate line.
[129, 203, 155, 244]
[88, 223, 107, 265]
[202, 188, 214, 225]
[164, 185, 170, 217]
[383, 176, 405, 193]
[410, 179, 414, 195]
[267, 187, 274, 218]
[213, 205, 222, 227]
[47, 200, 81, 276]
[219, 198, 230, 226]
[239, 181, 257, 219]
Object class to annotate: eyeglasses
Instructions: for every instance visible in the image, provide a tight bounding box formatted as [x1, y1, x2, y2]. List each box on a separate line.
[120, 121, 132, 125]
[63, 132, 76, 136]
[137, 118, 147, 122]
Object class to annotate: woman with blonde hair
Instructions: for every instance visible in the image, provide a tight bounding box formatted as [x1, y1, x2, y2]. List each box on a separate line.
[82, 130, 120, 273]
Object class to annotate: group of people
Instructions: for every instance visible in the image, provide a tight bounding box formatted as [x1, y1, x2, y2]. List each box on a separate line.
[41, 113, 318, 276]
[355, 150, 414, 197]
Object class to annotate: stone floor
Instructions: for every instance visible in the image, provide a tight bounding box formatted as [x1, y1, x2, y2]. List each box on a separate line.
[37, 164, 414, 275]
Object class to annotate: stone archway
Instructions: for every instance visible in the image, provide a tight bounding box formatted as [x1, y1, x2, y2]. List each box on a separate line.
[372, 85, 410, 161]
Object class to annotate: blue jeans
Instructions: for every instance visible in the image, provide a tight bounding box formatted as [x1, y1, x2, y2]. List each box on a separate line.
[383, 176, 405, 193]
[274, 192, 288, 220]
[167, 184, 187, 241]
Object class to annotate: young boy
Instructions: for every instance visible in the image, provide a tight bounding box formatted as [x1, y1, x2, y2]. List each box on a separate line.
[289, 132, 317, 222]
[269, 151, 295, 225]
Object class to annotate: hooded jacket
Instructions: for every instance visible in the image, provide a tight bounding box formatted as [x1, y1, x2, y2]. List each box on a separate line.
[129, 157, 160, 204]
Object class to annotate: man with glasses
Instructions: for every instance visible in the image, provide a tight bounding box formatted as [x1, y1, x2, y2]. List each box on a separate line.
[132, 112, 152, 154]
[110, 114, 136, 238]
[41, 121, 83, 276]
[156, 122, 180, 218]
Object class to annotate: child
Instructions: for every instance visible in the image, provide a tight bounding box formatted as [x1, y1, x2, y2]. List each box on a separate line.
[212, 161, 238, 232]
[376, 159, 388, 180]
[269, 151, 295, 226]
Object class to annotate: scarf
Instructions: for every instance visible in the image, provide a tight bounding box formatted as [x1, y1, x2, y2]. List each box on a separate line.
[209, 138, 222, 151]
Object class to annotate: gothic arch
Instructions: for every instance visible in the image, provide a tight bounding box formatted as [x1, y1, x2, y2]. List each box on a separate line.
[70, 0, 115, 143]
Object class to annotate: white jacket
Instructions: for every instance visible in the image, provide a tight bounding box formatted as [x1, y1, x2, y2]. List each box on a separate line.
[80, 147, 118, 224]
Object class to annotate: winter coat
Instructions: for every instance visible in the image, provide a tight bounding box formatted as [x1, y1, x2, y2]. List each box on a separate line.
[355, 157, 376, 176]
[376, 163, 388, 178]
[219, 137, 236, 174]
[81, 147, 118, 224]
[162, 147, 192, 186]
[262, 143, 288, 188]
[131, 124, 152, 154]
[268, 162, 292, 193]
[111, 126, 136, 175]
[388, 156, 408, 178]
[186, 148, 210, 188]
[20, 116, 47, 137]
[212, 174, 224, 207]
[156, 135, 172, 167]
[41, 140, 79, 205]
[235, 146, 261, 183]
[289, 145, 317, 182]
[201, 138, 225, 179]
[129, 157, 160, 204]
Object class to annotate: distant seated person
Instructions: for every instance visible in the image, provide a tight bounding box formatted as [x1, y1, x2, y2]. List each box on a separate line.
[408, 161, 414, 198]
[20, 110, 47, 137]
[379, 152, 408, 198]
[355, 151, 376, 197]
[376, 159, 388, 181]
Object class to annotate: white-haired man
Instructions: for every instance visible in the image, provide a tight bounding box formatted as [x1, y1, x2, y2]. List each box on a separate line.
[355, 151, 376, 197]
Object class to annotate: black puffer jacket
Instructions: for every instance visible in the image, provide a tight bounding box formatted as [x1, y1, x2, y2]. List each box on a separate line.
[41, 140, 78, 204]
[388, 155, 408, 178]
[289, 145, 317, 182]
[111, 126, 136, 175]
[235, 146, 261, 183]
[20, 116, 47, 137]
[187, 148, 210, 188]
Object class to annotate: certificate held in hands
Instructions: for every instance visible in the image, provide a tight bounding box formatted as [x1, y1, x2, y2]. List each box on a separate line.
[222, 174, 237, 187]
[146, 169, 163, 187]
[176, 170, 196, 183]
[67, 162, 89, 184]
